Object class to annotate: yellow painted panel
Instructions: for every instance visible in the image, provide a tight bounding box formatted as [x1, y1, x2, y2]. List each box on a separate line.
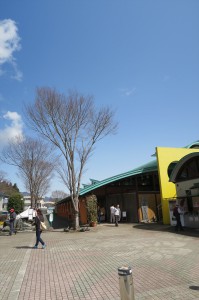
[156, 147, 199, 224]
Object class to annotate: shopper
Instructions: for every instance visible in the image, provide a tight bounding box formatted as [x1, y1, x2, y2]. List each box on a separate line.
[33, 209, 46, 249]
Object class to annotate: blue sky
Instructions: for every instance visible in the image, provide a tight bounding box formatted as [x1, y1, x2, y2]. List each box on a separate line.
[0, 0, 199, 196]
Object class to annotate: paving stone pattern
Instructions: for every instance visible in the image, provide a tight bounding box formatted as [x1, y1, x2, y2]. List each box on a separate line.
[0, 224, 199, 300]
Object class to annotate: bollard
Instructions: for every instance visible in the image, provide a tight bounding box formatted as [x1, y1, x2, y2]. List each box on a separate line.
[118, 266, 135, 300]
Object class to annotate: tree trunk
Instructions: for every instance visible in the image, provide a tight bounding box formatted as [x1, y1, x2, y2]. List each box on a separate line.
[72, 196, 80, 230]
[30, 191, 34, 208]
[74, 211, 79, 229]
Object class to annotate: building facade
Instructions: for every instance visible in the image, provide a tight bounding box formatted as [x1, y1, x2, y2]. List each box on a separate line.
[56, 141, 199, 228]
[169, 152, 199, 228]
[56, 160, 161, 225]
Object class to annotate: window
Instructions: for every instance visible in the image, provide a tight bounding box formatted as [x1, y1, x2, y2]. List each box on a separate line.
[188, 159, 198, 178]
[177, 158, 199, 181]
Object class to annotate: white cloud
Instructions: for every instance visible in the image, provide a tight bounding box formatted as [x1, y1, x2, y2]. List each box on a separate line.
[0, 19, 22, 80]
[11, 60, 23, 81]
[120, 87, 136, 97]
[0, 111, 24, 147]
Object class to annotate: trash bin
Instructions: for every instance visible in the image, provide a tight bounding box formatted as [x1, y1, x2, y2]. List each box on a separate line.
[118, 266, 135, 300]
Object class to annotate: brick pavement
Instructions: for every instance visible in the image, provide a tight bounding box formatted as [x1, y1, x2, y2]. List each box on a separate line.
[0, 223, 199, 300]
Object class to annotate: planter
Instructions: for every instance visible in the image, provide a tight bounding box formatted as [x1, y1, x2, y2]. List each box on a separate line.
[90, 221, 97, 227]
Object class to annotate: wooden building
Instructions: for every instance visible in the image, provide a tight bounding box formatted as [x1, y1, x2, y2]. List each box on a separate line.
[56, 160, 161, 225]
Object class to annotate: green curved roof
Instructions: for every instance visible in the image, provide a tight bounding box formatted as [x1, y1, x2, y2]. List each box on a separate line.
[80, 159, 157, 196]
[184, 140, 199, 149]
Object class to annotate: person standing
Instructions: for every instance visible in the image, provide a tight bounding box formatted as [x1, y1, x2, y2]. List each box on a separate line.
[33, 209, 46, 249]
[114, 204, 121, 227]
[173, 204, 183, 232]
[97, 206, 101, 224]
[9, 208, 16, 235]
[110, 204, 115, 223]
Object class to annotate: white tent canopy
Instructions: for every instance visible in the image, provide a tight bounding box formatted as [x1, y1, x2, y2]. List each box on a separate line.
[16, 207, 36, 220]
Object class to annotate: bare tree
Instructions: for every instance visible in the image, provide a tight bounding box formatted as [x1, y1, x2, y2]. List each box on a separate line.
[25, 87, 118, 228]
[1, 136, 55, 207]
[51, 190, 69, 202]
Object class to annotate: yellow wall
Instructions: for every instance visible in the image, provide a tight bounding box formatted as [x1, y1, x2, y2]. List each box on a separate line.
[156, 147, 199, 224]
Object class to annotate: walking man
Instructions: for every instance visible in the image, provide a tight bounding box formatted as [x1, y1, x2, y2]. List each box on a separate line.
[9, 208, 16, 235]
[173, 204, 183, 232]
[110, 204, 115, 223]
[114, 204, 121, 227]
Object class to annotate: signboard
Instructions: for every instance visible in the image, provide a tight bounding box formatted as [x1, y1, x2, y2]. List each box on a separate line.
[141, 198, 148, 221]
[49, 213, 53, 222]
[28, 208, 34, 221]
[169, 200, 176, 226]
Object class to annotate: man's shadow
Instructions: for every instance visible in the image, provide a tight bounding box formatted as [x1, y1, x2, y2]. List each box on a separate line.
[189, 286, 199, 291]
[15, 246, 33, 249]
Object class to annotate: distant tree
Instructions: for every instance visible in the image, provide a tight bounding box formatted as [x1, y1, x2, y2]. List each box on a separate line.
[7, 193, 24, 214]
[0, 170, 8, 182]
[51, 190, 69, 202]
[1, 136, 56, 207]
[0, 180, 20, 196]
[13, 183, 20, 193]
[25, 88, 118, 228]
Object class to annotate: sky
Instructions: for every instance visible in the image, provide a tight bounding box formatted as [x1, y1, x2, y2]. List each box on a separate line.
[0, 0, 199, 196]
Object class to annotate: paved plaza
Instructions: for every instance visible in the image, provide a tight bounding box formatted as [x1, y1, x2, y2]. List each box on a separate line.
[0, 223, 199, 300]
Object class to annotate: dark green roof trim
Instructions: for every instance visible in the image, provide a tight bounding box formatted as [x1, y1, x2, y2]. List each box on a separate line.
[79, 160, 158, 196]
[184, 140, 199, 149]
[82, 184, 90, 188]
[89, 178, 100, 184]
